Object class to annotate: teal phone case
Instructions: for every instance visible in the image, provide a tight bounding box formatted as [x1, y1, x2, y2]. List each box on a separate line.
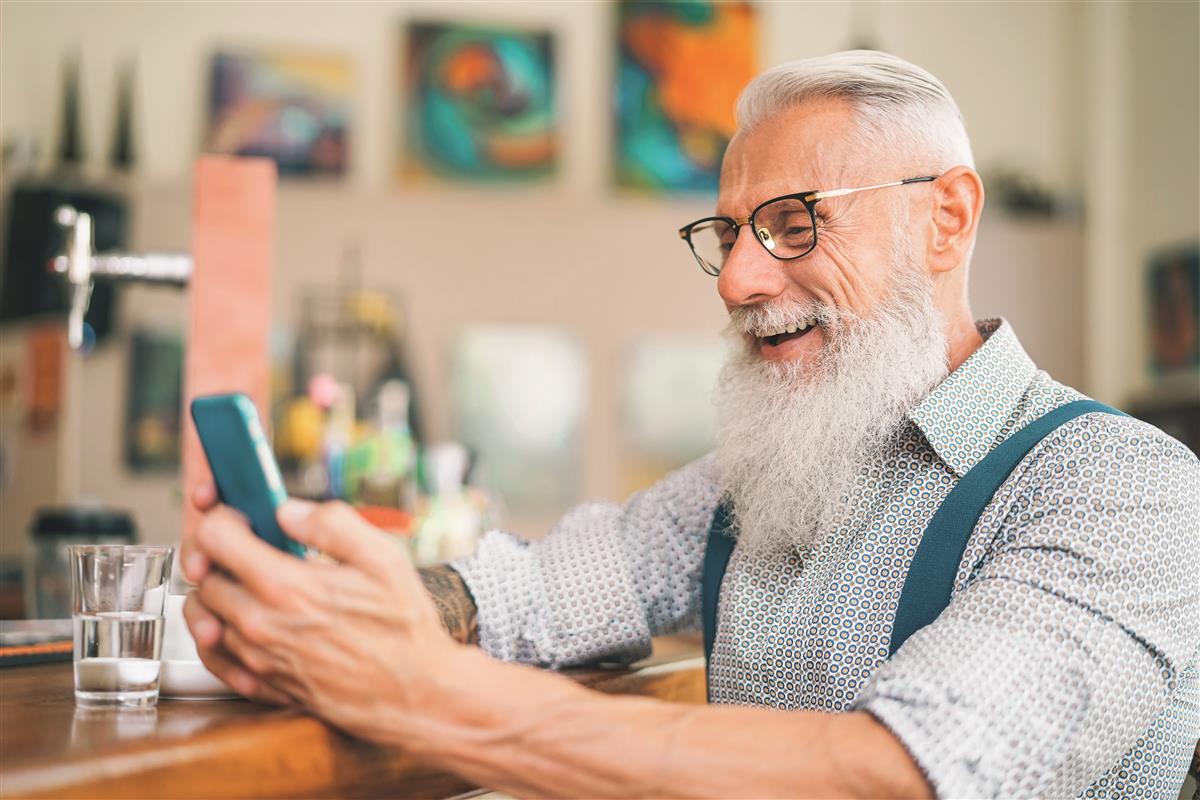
[190, 393, 306, 557]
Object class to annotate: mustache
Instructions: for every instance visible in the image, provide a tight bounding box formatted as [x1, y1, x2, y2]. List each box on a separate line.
[724, 298, 840, 338]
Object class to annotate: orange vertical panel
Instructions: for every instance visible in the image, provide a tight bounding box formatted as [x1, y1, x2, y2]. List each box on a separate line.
[181, 156, 277, 543]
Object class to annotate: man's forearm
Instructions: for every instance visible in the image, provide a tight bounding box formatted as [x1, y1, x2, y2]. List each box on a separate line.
[409, 647, 932, 799]
[418, 565, 479, 645]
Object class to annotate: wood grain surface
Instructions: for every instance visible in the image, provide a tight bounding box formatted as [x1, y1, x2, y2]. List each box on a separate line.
[0, 635, 703, 799]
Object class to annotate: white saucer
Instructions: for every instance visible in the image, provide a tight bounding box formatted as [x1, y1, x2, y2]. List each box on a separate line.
[159, 659, 239, 700]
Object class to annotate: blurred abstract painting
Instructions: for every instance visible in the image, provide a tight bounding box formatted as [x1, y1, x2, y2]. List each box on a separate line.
[404, 22, 557, 182]
[207, 51, 351, 176]
[1148, 244, 1199, 375]
[616, 1, 757, 193]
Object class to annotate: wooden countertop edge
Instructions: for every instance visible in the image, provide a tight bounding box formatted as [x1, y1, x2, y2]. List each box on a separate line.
[4, 655, 706, 800]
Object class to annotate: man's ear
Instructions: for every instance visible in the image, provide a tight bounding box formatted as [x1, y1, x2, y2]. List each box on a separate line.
[927, 166, 985, 275]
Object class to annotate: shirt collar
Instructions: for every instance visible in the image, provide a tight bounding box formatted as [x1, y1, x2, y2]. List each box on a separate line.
[907, 318, 1039, 477]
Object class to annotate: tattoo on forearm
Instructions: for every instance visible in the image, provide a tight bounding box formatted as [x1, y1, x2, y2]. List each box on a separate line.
[419, 565, 480, 645]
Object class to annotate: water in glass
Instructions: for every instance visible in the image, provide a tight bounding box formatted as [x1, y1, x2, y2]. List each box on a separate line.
[73, 611, 164, 707]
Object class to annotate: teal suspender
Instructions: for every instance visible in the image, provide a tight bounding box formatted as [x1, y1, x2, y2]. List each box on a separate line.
[700, 399, 1124, 694]
[701, 502, 737, 674]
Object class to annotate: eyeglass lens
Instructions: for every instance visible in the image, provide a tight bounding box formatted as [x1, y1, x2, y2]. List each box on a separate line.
[686, 219, 736, 275]
[686, 197, 816, 274]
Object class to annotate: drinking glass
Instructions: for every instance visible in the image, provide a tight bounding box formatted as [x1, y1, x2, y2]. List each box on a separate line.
[69, 545, 173, 708]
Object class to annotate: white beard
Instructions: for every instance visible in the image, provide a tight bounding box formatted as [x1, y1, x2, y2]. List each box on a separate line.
[714, 246, 950, 556]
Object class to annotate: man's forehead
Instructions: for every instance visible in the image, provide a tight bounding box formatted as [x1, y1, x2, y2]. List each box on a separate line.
[716, 100, 862, 215]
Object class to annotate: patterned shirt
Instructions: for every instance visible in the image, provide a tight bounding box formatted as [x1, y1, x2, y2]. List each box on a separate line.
[453, 320, 1200, 799]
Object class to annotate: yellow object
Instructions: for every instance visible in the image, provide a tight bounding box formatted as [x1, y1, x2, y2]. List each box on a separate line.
[276, 397, 324, 461]
[343, 290, 398, 335]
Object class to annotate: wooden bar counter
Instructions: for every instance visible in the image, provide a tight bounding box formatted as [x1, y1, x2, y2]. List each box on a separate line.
[1, 636, 704, 799]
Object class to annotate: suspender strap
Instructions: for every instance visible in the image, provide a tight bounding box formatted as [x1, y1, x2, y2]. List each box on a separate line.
[888, 399, 1124, 656]
[700, 399, 1124, 694]
[701, 501, 736, 691]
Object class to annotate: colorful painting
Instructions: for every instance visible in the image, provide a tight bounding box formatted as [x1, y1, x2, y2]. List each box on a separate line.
[207, 51, 351, 176]
[616, 1, 757, 193]
[124, 330, 184, 472]
[1147, 243, 1200, 376]
[403, 22, 557, 181]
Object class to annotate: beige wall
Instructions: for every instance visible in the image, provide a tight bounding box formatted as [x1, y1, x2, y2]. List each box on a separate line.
[0, 1, 1193, 555]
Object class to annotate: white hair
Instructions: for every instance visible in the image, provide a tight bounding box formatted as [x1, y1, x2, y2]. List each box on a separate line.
[735, 50, 975, 172]
[715, 207, 949, 554]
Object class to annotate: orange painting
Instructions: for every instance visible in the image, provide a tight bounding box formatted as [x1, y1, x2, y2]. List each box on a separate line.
[616, 1, 758, 192]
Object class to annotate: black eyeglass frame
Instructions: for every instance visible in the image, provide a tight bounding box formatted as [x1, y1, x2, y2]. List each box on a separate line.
[677, 175, 940, 276]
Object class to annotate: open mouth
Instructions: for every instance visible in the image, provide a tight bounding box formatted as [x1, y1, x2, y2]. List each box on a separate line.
[760, 323, 818, 348]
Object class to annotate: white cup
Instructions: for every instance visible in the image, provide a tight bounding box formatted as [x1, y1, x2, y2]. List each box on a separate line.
[159, 592, 237, 700]
[162, 593, 199, 661]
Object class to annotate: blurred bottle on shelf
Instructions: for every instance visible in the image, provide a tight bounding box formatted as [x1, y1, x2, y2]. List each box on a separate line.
[411, 443, 482, 566]
[323, 381, 356, 502]
[270, 349, 497, 563]
[344, 380, 418, 509]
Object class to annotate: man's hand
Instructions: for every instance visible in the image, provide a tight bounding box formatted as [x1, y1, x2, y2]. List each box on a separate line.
[183, 494, 463, 746]
[181, 486, 481, 645]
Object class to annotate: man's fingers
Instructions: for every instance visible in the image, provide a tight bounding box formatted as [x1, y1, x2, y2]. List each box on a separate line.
[195, 506, 301, 599]
[221, 624, 310, 704]
[192, 481, 219, 510]
[187, 575, 299, 707]
[201, 641, 291, 706]
[183, 591, 224, 648]
[196, 572, 300, 700]
[221, 622, 275, 677]
[182, 482, 220, 583]
[190, 579, 293, 707]
[183, 594, 273, 700]
[181, 546, 210, 585]
[242, 679, 293, 707]
[277, 500, 396, 577]
[251, 680, 294, 707]
[195, 571, 271, 644]
[181, 550, 210, 585]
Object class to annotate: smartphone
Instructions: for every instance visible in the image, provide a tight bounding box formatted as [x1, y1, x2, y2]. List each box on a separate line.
[190, 393, 306, 557]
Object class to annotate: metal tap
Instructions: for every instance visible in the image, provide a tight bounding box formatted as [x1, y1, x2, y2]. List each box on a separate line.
[51, 205, 193, 350]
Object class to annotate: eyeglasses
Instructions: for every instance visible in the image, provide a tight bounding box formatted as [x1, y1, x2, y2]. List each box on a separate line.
[677, 175, 940, 276]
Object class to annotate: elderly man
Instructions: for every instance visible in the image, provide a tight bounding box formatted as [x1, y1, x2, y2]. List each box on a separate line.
[182, 51, 1200, 798]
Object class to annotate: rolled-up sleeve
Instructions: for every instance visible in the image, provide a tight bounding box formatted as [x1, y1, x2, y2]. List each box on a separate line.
[451, 455, 722, 668]
[853, 416, 1200, 798]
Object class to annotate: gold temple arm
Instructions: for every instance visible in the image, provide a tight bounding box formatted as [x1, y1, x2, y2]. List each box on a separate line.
[805, 175, 938, 202]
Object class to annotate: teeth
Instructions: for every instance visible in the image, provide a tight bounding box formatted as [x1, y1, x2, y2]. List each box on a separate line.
[761, 317, 816, 337]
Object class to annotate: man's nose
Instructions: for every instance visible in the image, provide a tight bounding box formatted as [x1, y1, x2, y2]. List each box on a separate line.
[716, 225, 788, 308]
